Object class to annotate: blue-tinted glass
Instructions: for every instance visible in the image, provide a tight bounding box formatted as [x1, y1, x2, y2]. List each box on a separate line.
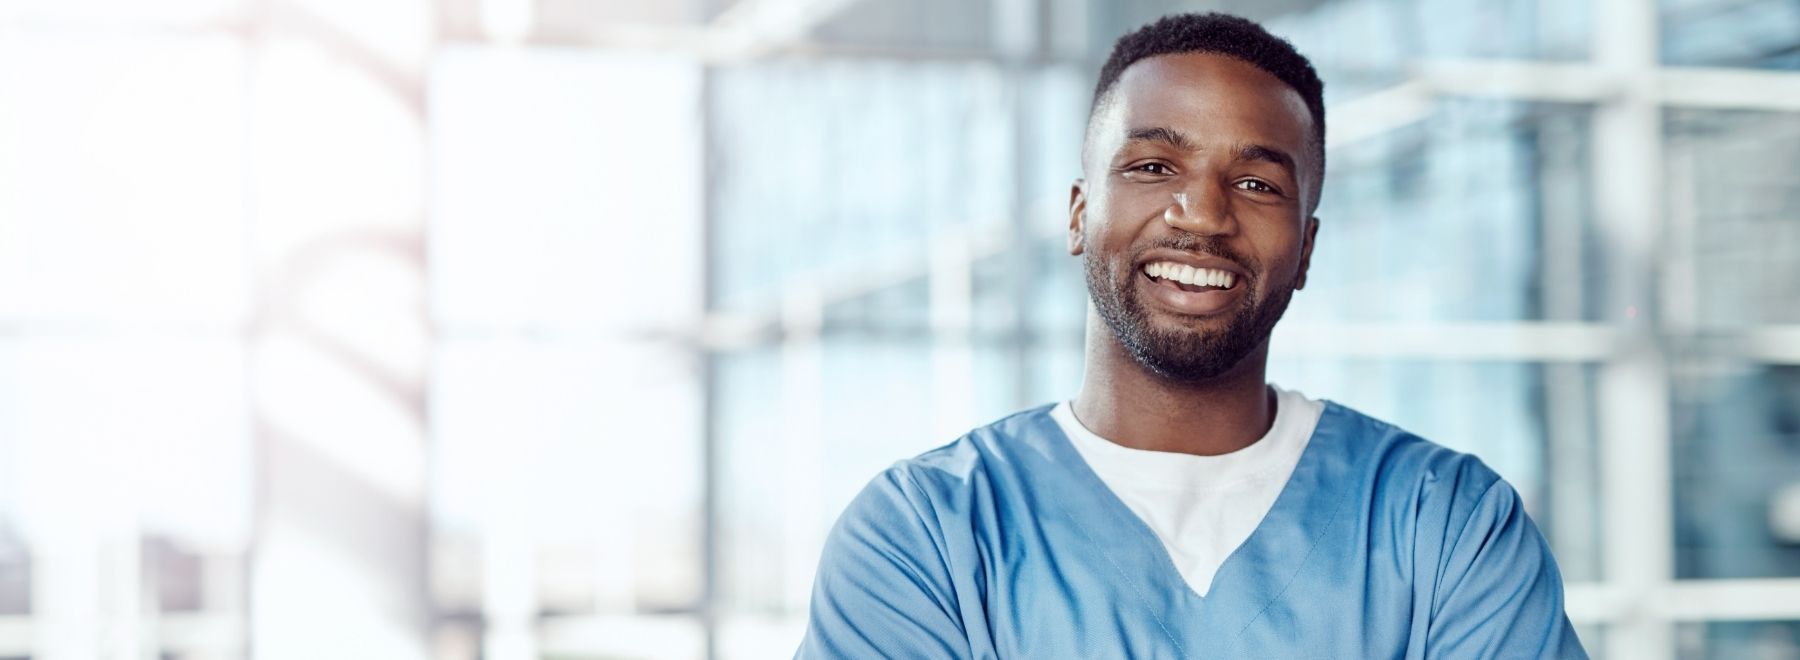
[1662, 0, 1800, 69]
[1291, 100, 1596, 323]
[710, 61, 1013, 312]
[1664, 109, 1800, 326]
[1673, 363, 1800, 579]
[972, 252, 1024, 341]
[715, 346, 786, 613]
[1023, 340, 1086, 407]
[1022, 234, 1088, 405]
[972, 340, 1027, 422]
[1677, 620, 1800, 658]
[1278, 0, 1590, 99]
[813, 0, 993, 51]
[821, 275, 930, 337]
[1026, 235, 1087, 344]
[817, 338, 942, 501]
[974, 235, 1081, 409]
[1088, 0, 1590, 101]
[1022, 67, 1090, 206]
[717, 337, 962, 614]
[1577, 625, 1607, 659]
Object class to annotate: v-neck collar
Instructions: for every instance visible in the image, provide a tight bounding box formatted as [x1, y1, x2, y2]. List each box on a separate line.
[1020, 400, 1358, 654]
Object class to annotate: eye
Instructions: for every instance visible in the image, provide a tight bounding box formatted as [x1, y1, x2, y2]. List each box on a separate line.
[1126, 162, 1175, 176]
[1234, 178, 1279, 194]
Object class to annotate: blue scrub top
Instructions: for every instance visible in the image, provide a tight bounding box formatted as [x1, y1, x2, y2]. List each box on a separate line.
[796, 401, 1588, 659]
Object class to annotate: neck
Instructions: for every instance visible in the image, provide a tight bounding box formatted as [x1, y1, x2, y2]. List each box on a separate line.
[1071, 311, 1276, 456]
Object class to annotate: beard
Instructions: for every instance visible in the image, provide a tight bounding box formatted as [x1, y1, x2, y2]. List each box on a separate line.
[1083, 237, 1295, 384]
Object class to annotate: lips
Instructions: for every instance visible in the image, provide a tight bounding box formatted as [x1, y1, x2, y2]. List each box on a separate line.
[1142, 260, 1237, 290]
[1134, 253, 1247, 316]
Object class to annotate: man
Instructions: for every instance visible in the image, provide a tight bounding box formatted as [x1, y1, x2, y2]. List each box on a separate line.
[796, 12, 1586, 659]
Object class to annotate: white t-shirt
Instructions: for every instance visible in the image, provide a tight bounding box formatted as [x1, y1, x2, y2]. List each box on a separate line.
[1049, 385, 1324, 597]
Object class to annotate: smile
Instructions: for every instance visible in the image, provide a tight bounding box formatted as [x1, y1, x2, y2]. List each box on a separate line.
[1142, 261, 1237, 292]
[1138, 261, 1244, 316]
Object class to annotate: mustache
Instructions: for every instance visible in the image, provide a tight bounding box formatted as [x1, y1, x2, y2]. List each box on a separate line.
[1137, 236, 1254, 272]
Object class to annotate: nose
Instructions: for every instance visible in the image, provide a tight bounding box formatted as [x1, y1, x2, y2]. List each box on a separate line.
[1162, 180, 1236, 235]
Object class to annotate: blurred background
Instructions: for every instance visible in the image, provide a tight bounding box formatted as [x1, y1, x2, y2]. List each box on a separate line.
[0, 0, 1797, 658]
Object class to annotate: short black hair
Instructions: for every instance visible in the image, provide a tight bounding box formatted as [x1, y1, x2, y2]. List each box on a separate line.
[1089, 13, 1327, 202]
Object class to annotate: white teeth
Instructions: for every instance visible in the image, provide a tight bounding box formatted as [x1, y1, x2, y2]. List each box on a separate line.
[1144, 261, 1236, 288]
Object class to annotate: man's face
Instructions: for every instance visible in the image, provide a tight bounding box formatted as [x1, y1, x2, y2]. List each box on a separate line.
[1070, 52, 1320, 383]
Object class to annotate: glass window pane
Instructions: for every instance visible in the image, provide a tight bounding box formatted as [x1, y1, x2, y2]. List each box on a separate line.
[1661, 0, 1800, 69]
[822, 276, 929, 337]
[1664, 109, 1800, 327]
[811, 0, 993, 51]
[709, 61, 1014, 311]
[715, 345, 786, 615]
[1090, 0, 1592, 101]
[718, 335, 991, 619]
[1673, 362, 1800, 579]
[1291, 100, 1598, 323]
[1677, 620, 1800, 659]
[1025, 235, 1087, 344]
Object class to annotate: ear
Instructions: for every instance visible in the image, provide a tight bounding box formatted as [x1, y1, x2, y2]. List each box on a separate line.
[1295, 215, 1320, 290]
[1068, 179, 1088, 256]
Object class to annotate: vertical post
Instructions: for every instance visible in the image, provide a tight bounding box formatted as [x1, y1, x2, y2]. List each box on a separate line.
[30, 537, 99, 660]
[994, 0, 1044, 409]
[480, 507, 535, 660]
[243, 1, 434, 657]
[1539, 114, 1601, 580]
[1592, 0, 1673, 657]
[778, 281, 826, 616]
[698, 65, 721, 660]
[930, 237, 976, 439]
[99, 533, 141, 660]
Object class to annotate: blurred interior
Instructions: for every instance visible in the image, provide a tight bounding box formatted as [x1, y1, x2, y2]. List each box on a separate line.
[0, 0, 1798, 658]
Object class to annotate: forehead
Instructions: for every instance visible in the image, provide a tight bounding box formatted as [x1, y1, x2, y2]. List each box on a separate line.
[1094, 52, 1314, 157]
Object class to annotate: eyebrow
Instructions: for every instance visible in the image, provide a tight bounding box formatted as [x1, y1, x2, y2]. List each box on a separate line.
[1125, 126, 1199, 151]
[1234, 143, 1298, 179]
[1122, 126, 1299, 179]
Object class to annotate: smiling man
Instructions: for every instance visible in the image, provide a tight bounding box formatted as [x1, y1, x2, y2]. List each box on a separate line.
[795, 13, 1586, 659]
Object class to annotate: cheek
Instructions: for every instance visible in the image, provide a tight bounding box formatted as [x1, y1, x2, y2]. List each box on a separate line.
[1247, 221, 1308, 275]
[1086, 192, 1163, 246]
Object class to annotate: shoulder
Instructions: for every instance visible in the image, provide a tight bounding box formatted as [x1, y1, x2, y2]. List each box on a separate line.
[881, 403, 1057, 497]
[1318, 401, 1514, 541]
[1322, 400, 1505, 499]
[835, 403, 1056, 526]
[1321, 408, 1586, 653]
